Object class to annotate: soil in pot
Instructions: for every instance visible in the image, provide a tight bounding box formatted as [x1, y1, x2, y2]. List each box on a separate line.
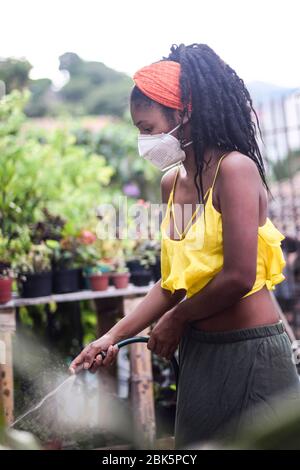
[19, 271, 53, 298]
[89, 273, 110, 291]
[0, 277, 13, 303]
[52, 268, 81, 294]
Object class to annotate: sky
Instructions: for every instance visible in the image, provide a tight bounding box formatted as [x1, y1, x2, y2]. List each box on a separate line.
[1, 0, 300, 89]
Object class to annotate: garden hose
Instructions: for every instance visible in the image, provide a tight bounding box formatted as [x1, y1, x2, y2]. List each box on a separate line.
[98, 336, 179, 388]
[11, 338, 179, 429]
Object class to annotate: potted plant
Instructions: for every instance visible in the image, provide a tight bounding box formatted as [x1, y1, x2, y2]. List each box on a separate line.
[96, 237, 132, 287]
[0, 252, 15, 304]
[74, 232, 115, 289]
[0, 268, 14, 304]
[0, 239, 15, 304]
[126, 240, 156, 286]
[47, 235, 90, 294]
[88, 264, 111, 291]
[15, 243, 53, 298]
[110, 257, 130, 289]
[145, 239, 161, 282]
[75, 235, 100, 289]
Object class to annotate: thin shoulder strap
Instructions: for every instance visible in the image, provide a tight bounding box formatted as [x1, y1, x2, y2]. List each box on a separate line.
[211, 153, 228, 190]
[171, 164, 181, 193]
[167, 164, 181, 207]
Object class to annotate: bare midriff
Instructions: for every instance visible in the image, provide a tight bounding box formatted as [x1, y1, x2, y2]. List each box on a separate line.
[190, 285, 280, 332]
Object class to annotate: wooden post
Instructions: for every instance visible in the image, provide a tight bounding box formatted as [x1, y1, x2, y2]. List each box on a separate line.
[124, 297, 156, 450]
[0, 307, 16, 426]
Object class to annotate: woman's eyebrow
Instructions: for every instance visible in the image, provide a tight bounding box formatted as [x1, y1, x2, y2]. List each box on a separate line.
[134, 120, 147, 127]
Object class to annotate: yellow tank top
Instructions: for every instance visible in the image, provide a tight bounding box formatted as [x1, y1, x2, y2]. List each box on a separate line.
[160, 153, 286, 299]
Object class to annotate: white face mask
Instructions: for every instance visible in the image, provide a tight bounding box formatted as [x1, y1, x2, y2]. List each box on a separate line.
[137, 123, 192, 172]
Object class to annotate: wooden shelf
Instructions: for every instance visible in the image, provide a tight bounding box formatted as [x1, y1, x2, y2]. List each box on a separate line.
[0, 282, 155, 309]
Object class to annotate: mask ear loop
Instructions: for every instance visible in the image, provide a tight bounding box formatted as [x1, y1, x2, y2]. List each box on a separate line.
[178, 111, 185, 149]
[178, 107, 192, 150]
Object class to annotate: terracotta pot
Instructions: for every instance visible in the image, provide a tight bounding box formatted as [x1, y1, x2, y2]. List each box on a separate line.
[0, 277, 13, 304]
[111, 272, 130, 289]
[89, 273, 110, 291]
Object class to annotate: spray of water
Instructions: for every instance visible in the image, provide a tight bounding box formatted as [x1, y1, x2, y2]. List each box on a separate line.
[11, 332, 132, 448]
[11, 375, 76, 428]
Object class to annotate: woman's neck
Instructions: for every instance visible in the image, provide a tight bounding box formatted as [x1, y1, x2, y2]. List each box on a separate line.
[182, 144, 225, 178]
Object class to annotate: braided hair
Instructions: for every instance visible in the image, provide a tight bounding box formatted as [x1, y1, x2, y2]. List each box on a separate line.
[131, 43, 272, 209]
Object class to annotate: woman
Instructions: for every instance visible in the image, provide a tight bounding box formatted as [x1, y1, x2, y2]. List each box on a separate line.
[70, 43, 300, 449]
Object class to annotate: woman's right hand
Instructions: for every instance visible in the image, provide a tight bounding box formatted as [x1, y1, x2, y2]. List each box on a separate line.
[69, 333, 119, 374]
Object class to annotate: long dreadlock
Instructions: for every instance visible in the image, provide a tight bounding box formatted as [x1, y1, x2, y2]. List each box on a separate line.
[131, 43, 272, 221]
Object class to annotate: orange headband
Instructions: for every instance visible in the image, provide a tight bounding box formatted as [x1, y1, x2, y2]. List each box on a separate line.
[133, 60, 192, 112]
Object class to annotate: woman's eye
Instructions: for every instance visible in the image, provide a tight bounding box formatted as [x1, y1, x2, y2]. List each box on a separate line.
[142, 127, 152, 133]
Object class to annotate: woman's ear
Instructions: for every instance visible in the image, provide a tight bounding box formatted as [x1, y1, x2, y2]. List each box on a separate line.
[182, 114, 190, 125]
[179, 109, 190, 125]
[174, 109, 190, 126]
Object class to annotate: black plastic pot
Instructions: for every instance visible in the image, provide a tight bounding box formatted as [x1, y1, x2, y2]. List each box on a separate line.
[126, 259, 144, 272]
[150, 257, 161, 282]
[130, 270, 152, 286]
[78, 268, 86, 290]
[18, 271, 53, 298]
[52, 268, 81, 294]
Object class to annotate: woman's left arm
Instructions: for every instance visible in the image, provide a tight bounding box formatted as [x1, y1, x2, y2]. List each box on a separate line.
[148, 154, 262, 359]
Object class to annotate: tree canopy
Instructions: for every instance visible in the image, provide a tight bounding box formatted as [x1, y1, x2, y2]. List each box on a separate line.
[0, 53, 132, 117]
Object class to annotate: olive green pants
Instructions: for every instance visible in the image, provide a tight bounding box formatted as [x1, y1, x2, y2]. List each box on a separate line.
[174, 320, 300, 449]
